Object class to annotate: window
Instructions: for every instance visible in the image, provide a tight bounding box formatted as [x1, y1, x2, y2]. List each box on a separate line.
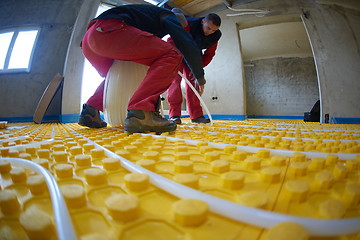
[0, 27, 40, 73]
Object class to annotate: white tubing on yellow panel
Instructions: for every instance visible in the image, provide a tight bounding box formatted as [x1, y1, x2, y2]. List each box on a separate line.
[178, 71, 213, 125]
[103, 61, 148, 127]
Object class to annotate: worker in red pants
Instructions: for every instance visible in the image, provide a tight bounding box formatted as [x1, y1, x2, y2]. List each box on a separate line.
[167, 13, 221, 124]
[78, 5, 205, 133]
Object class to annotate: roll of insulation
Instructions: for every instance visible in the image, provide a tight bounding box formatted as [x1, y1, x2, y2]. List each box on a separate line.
[103, 61, 148, 127]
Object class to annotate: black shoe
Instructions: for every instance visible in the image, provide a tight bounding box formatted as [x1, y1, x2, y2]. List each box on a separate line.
[170, 116, 182, 125]
[78, 104, 107, 128]
[191, 116, 210, 124]
[124, 110, 177, 133]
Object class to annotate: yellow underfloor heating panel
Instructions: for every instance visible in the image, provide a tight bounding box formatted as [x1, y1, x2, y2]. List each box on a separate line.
[0, 119, 359, 240]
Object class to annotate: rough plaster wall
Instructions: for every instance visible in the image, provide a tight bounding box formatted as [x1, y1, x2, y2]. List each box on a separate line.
[245, 57, 319, 116]
[0, 0, 84, 118]
[302, 4, 360, 120]
[201, 13, 245, 115]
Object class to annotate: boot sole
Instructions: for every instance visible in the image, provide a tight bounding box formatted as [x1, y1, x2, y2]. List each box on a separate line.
[124, 124, 177, 133]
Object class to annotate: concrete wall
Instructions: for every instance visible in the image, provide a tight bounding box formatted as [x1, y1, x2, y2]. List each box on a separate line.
[0, 0, 85, 119]
[245, 57, 319, 116]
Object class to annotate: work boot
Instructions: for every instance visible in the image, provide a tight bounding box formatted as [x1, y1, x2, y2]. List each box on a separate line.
[78, 104, 107, 128]
[124, 110, 177, 133]
[191, 116, 210, 124]
[170, 116, 182, 125]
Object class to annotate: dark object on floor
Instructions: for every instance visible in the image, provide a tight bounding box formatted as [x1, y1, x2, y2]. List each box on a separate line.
[304, 100, 320, 122]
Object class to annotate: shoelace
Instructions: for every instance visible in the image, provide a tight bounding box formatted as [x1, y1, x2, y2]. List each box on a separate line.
[153, 111, 165, 120]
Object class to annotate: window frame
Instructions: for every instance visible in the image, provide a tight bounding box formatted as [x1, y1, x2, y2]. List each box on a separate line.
[0, 26, 40, 74]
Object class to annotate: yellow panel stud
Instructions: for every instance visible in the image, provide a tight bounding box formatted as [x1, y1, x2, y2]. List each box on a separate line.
[19, 153, 32, 160]
[346, 159, 358, 171]
[102, 158, 120, 171]
[143, 151, 159, 160]
[211, 160, 230, 173]
[19, 207, 55, 239]
[0, 148, 10, 157]
[289, 162, 308, 177]
[232, 150, 248, 161]
[136, 159, 156, 171]
[10, 167, 27, 183]
[325, 154, 338, 166]
[314, 170, 333, 190]
[75, 154, 92, 167]
[261, 167, 281, 183]
[124, 173, 149, 191]
[33, 159, 50, 169]
[0, 160, 12, 174]
[52, 144, 66, 151]
[333, 163, 348, 179]
[37, 149, 50, 158]
[221, 171, 245, 190]
[174, 160, 194, 173]
[70, 146, 83, 156]
[25, 147, 37, 156]
[40, 142, 52, 150]
[175, 145, 188, 153]
[243, 156, 261, 170]
[173, 173, 199, 189]
[224, 145, 237, 154]
[199, 146, 213, 154]
[124, 146, 137, 153]
[54, 164, 73, 178]
[256, 149, 270, 158]
[204, 151, 220, 161]
[84, 168, 107, 185]
[8, 150, 19, 158]
[270, 155, 287, 166]
[61, 184, 86, 208]
[173, 199, 208, 226]
[53, 151, 69, 163]
[83, 143, 95, 152]
[343, 183, 360, 208]
[238, 191, 268, 209]
[285, 180, 309, 203]
[105, 194, 139, 222]
[115, 150, 130, 159]
[90, 148, 105, 158]
[0, 190, 20, 215]
[175, 152, 190, 161]
[291, 152, 306, 162]
[265, 222, 308, 240]
[319, 199, 346, 219]
[310, 157, 325, 171]
[27, 175, 46, 195]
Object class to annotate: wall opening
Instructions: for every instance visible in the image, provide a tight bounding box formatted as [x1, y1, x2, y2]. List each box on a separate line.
[239, 18, 319, 119]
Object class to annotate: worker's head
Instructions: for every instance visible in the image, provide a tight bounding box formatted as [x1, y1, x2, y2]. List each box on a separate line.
[172, 8, 188, 28]
[202, 13, 221, 36]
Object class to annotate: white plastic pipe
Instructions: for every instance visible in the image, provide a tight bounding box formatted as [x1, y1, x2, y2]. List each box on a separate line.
[0, 158, 77, 240]
[70, 128, 360, 236]
[178, 71, 213, 125]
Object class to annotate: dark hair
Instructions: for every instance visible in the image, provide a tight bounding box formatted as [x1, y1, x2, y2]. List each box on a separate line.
[205, 13, 221, 26]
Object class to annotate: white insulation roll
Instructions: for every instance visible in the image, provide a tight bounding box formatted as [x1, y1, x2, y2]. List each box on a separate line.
[103, 60, 148, 127]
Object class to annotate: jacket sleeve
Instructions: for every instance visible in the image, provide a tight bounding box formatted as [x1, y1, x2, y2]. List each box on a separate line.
[162, 14, 206, 85]
[202, 42, 218, 67]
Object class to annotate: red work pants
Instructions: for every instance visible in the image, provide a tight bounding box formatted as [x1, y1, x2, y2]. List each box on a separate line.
[81, 19, 182, 112]
[167, 63, 204, 119]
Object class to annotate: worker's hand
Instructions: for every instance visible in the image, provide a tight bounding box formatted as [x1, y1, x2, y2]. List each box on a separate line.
[198, 84, 205, 96]
[194, 80, 205, 96]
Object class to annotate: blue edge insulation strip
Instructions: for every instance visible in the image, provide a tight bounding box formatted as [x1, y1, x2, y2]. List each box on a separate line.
[1, 115, 360, 124]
